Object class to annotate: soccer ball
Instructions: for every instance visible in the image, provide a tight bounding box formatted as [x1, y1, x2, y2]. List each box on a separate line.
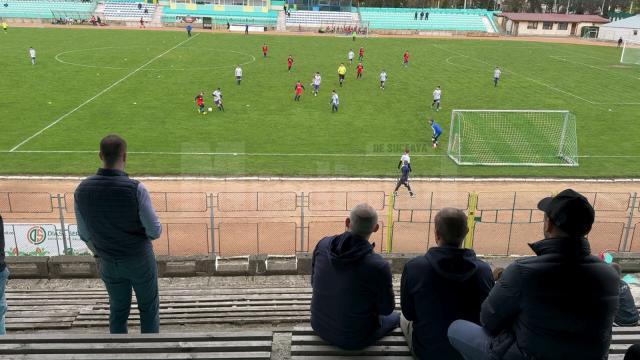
[208, 107, 213, 112]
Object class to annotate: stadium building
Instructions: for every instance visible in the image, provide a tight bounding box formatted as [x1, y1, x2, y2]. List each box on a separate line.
[598, 14, 640, 41]
[497, 12, 609, 37]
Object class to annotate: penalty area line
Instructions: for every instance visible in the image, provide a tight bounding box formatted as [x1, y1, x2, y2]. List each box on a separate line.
[2, 150, 640, 159]
[8, 33, 201, 153]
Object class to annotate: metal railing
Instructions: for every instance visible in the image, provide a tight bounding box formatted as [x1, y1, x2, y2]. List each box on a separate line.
[1, 190, 638, 257]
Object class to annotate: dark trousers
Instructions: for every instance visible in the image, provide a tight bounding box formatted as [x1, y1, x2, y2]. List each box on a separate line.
[99, 253, 160, 334]
[395, 179, 412, 193]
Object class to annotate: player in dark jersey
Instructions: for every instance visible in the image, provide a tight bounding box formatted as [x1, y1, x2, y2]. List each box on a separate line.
[394, 160, 415, 197]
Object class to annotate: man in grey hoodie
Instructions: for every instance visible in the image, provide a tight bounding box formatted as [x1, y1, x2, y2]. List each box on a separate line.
[310, 203, 399, 350]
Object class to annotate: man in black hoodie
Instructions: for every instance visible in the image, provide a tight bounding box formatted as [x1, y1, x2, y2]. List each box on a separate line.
[311, 203, 399, 350]
[0, 215, 7, 335]
[448, 189, 619, 360]
[401, 208, 493, 360]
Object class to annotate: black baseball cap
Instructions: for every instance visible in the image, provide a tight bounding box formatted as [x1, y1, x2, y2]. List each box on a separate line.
[537, 189, 595, 237]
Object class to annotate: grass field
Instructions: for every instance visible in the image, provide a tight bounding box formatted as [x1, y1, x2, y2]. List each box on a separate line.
[1, 27, 639, 177]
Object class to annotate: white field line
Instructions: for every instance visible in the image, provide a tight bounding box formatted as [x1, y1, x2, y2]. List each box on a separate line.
[549, 55, 640, 81]
[1, 150, 639, 158]
[1, 175, 640, 183]
[9, 34, 201, 152]
[434, 44, 597, 105]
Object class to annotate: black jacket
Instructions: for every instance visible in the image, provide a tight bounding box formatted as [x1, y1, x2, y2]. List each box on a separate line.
[615, 278, 639, 326]
[481, 237, 620, 360]
[310, 231, 395, 350]
[0, 215, 5, 272]
[401, 246, 493, 360]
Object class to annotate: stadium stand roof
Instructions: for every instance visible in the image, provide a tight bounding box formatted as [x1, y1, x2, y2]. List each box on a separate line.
[499, 12, 609, 23]
[600, 14, 640, 29]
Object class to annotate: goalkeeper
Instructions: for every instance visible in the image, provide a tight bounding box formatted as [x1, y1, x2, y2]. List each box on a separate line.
[429, 119, 442, 149]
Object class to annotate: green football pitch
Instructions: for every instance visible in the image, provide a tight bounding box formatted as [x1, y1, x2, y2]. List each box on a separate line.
[1, 27, 639, 177]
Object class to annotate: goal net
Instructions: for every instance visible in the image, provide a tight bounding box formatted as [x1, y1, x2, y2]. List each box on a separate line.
[621, 40, 640, 65]
[447, 110, 578, 167]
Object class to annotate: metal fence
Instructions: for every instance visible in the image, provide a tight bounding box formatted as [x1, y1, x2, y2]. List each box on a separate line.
[1, 190, 639, 257]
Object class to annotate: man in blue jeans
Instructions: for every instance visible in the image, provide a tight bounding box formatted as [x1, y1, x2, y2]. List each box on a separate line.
[0, 215, 8, 335]
[75, 135, 162, 334]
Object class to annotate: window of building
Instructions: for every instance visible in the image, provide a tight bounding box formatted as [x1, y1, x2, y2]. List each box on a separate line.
[543, 22, 553, 30]
[527, 22, 538, 29]
[558, 22, 568, 30]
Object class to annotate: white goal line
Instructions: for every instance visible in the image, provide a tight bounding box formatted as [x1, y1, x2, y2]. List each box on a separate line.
[1, 150, 639, 159]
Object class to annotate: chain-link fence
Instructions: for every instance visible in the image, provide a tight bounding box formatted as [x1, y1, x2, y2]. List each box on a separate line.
[1, 190, 638, 257]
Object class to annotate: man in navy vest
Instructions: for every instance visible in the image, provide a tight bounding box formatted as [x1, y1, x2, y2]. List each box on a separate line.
[75, 135, 162, 334]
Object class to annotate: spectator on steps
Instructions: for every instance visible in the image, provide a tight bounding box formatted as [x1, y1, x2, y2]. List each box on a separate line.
[626, 344, 640, 360]
[311, 203, 399, 350]
[0, 215, 8, 335]
[137, 2, 142, 9]
[414, 11, 418, 20]
[612, 262, 639, 327]
[401, 208, 493, 360]
[448, 189, 620, 360]
[75, 135, 162, 334]
[420, 11, 424, 20]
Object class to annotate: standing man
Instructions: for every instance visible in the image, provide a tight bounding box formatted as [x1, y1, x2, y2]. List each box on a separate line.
[394, 160, 414, 197]
[352, 30, 356, 42]
[420, 11, 424, 20]
[448, 189, 620, 360]
[356, 62, 363, 79]
[194, 92, 206, 114]
[75, 135, 162, 334]
[0, 215, 8, 335]
[312, 72, 321, 96]
[293, 80, 305, 101]
[262, 43, 268, 58]
[493, 66, 501, 87]
[185, 24, 192, 37]
[330, 90, 339, 112]
[430, 119, 442, 149]
[337, 63, 347, 87]
[618, 37, 623, 47]
[401, 208, 493, 359]
[348, 49, 355, 64]
[287, 55, 294, 72]
[234, 65, 243, 85]
[358, 47, 364, 61]
[425, 12, 429, 20]
[414, 11, 418, 20]
[2, 21, 7, 34]
[403, 50, 410, 67]
[245, 24, 249, 35]
[379, 69, 387, 90]
[311, 203, 400, 350]
[28, 47, 36, 65]
[139, 17, 145, 28]
[431, 86, 441, 112]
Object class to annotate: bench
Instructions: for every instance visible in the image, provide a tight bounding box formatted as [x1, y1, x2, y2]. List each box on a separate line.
[291, 326, 412, 359]
[0, 331, 272, 359]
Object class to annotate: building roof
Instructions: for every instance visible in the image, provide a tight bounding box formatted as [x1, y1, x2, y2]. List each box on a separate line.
[499, 12, 609, 24]
[600, 15, 640, 29]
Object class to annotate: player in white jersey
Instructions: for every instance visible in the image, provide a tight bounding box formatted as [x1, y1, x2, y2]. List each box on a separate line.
[348, 49, 354, 64]
[493, 66, 501, 87]
[398, 149, 411, 171]
[234, 65, 243, 85]
[330, 90, 339, 113]
[379, 70, 387, 90]
[311, 72, 321, 96]
[212, 88, 224, 111]
[29, 47, 36, 65]
[431, 86, 441, 112]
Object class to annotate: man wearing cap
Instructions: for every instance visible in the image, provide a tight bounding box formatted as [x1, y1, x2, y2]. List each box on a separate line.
[448, 189, 620, 360]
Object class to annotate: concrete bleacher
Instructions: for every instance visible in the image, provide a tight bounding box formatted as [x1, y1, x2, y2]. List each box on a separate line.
[285, 10, 355, 27]
[0, 0, 95, 19]
[103, 2, 155, 21]
[358, 7, 495, 32]
[161, 4, 277, 26]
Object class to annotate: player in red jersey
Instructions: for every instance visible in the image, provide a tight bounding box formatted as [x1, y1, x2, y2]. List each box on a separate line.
[262, 44, 268, 58]
[139, 17, 145, 28]
[293, 81, 305, 101]
[194, 92, 206, 114]
[358, 47, 364, 61]
[403, 50, 409, 67]
[287, 55, 294, 72]
[356, 62, 363, 79]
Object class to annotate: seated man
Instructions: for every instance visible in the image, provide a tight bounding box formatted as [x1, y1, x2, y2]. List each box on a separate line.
[311, 203, 399, 350]
[401, 208, 493, 360]
[612, 262, 639, 327]
[448, 189, 620, 360]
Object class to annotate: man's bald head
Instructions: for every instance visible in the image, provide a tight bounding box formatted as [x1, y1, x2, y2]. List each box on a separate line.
[347, 203, 379, 238]
[434, 207, 468, 247]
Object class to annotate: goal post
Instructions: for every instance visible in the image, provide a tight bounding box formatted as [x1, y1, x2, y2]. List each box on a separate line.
[447, 110, 578, 167]
[621, 40, 640, 65]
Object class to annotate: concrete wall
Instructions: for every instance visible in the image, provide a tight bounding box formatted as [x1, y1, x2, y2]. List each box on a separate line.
[598, 27, 640, 41]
